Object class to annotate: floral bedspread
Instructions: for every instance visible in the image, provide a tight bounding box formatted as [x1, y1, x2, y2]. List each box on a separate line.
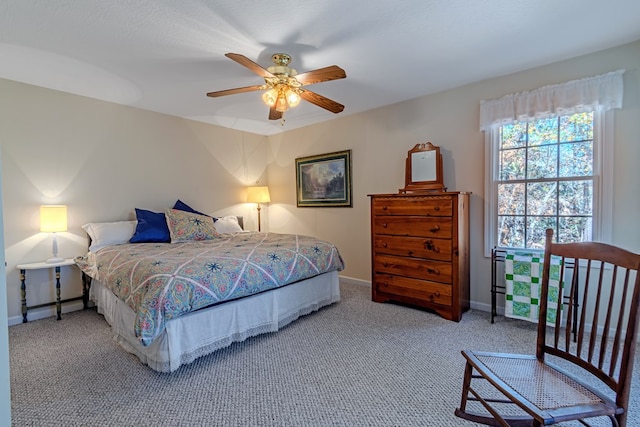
[75, 232, 344, 346]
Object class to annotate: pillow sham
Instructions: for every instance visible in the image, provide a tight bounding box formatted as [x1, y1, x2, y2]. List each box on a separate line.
[82, 221, 137, 252]
[173, 199, 211, 218]
[129, 208, 171, 243]
[213, 215, 244, 233]
[165, 209, 220, 243]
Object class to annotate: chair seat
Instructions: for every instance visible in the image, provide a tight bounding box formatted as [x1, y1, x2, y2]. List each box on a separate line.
[462, 350, 622, 424]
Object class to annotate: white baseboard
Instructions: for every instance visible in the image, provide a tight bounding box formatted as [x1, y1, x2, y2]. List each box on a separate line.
[8, 301, 86, 326]
[470, 301, 501, 315]
[338, 274, 370, 287]
[8, 276, 371, 326]
[339, 275, 495, 314]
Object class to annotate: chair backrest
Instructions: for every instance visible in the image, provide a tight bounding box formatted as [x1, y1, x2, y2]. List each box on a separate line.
[537, 228, 640, 420]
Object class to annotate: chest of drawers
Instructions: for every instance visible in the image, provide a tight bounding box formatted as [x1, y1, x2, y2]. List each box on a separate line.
[369, 192, 470, 321]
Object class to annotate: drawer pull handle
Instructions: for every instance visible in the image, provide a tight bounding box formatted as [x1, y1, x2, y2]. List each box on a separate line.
[382, 223, 388, 228]
[430, 225, 440, 233]
[382, 242, 388, 248]
[434, 206, 440, 211]
[382, 206, 388, 210]
[428, 291, 441, 301]
[424, 240, 440, 253]
[427, 267, 440, 275]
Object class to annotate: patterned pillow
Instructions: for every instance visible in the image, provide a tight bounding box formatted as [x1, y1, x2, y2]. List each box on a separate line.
[165, 209, 220, 243]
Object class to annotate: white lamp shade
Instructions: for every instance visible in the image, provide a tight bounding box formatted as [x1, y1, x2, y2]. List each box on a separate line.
[246, 186, 271, 204]
[40, 205, 68, 232]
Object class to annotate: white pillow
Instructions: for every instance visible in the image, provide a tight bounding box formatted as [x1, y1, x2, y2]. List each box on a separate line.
[82, 221, 137, 252]
[213, 216, 244, 233]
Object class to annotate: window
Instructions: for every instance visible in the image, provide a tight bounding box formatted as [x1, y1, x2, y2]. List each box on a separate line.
[480, 70, 624, 256]
[497, 112, 594, 249]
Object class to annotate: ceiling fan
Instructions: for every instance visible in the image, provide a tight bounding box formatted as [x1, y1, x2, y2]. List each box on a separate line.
[206, 53, 346, 121]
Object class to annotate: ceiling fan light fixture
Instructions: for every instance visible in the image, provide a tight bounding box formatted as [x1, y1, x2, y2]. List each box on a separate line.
[286, 89, 301, 107]
[261, 88, 278, 107]
[275, 92, 288, 112]
[207, 53, 346, 121]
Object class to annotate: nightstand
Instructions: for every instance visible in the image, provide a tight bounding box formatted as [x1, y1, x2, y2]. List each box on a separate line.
[17, 258, 81, 322]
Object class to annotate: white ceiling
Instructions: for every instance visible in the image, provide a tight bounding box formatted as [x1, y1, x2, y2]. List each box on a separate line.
[2, 1, 639, 136]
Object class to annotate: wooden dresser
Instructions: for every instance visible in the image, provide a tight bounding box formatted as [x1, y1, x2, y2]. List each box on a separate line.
[369, 192, 470, 321]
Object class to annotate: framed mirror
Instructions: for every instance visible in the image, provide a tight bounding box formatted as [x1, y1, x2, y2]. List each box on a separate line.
[401, 142, 446, 192]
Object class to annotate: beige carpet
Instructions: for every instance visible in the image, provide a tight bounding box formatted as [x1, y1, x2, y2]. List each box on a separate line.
[9, 282, 640, 426]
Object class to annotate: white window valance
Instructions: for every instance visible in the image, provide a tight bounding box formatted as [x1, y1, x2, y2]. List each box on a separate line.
[479, 69, 624, 131]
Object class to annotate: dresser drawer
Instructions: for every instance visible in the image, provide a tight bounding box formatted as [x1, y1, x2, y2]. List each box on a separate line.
[373, 235, 452, 261]
[373, 196, 452, 217]
[374, 254, 452, 283]
[373, 216, 452, 238]
[374, 273, 452, 307]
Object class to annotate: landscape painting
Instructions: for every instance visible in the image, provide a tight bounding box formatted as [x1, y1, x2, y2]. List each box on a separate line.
[295, 150, 352, 207]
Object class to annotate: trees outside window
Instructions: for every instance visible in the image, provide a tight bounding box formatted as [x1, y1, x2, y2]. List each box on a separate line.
[496, 112, 594, 249]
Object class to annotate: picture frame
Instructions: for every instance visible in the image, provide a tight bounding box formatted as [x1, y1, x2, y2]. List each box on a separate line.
[295, 150, 352, 207]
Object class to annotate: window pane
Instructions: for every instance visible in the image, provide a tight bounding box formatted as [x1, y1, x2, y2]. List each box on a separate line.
[501, 123, 527, 149]
[498, 216, 525, 247]
[499, 148, 526, 180]
[498, 183, 525, 214]
[558, 180, 593, 215]
[495, 112, 594, 250]
[528, 118, 558, 146]
[527, 182, 557, 215]
[560, 112, 593, 142]
[527, 145, 558, 179]
[526, 217, 557, 249]
[559, 217, 592, 243]
[559, 141, 593, 177]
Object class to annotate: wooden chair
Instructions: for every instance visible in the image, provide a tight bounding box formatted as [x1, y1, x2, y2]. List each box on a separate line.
[455, 229, 640, 426]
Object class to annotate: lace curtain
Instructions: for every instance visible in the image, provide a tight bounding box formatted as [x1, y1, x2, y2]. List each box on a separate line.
[479, 69, 624, 131]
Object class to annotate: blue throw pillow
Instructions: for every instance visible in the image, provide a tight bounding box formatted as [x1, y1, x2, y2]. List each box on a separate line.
[129, 208, 171, 243]
[173, 199, 217, 222]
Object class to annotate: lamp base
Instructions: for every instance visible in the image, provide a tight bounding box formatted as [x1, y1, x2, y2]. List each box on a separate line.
[46, 257, 65, 264]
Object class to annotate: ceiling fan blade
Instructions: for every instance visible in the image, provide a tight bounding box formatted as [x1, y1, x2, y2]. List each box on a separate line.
[295, 66, 346, 86]
[269, 106, 283, 121]
[206, 85, 265, 97]
[225, 53, 274, 78]
[300, 90, 345, 114]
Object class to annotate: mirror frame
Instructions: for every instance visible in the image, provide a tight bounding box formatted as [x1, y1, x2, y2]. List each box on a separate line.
[401, 142, 446, 193]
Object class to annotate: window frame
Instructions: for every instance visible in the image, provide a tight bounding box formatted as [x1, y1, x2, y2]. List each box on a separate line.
[484, 109, 613, 257]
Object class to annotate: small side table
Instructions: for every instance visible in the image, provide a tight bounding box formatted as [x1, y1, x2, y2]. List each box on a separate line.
[17, 258, 80, 322]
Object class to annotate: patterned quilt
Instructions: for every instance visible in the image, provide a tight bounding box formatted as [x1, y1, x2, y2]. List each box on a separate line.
[504, 250, 563, 325]
[75, 232, 344, 346]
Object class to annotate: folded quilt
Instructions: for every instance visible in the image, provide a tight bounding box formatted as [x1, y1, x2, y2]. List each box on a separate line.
[504, 250, 562, 325]
[76, 232, 345, 346]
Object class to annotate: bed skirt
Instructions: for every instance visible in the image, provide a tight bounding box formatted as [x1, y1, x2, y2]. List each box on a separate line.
[89, 270, 341, 372]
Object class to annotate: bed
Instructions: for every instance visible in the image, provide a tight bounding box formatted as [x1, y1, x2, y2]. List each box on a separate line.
[75, 206, 344, 372]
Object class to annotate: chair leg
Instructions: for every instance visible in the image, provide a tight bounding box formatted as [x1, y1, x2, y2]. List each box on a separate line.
[458, 360, 473, 412]
[455, 360, 534, 427]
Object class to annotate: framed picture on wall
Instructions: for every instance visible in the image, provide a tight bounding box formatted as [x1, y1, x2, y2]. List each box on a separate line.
[295, 150, 352, 207]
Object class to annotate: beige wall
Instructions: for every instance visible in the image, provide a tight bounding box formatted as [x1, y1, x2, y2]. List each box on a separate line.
[266, 40, 640, 311]
[2, 40, 639, 322]
[1, 80, 269, 322]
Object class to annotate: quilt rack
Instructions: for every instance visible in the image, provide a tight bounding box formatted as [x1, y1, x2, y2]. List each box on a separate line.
[490, 247, 579, 338]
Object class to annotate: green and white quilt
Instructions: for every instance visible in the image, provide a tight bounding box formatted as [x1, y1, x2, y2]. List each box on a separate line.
[504, 250, 563, 325]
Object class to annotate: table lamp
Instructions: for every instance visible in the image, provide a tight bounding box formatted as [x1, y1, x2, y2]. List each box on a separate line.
[246, 186, 270, 232]
[40, 205, 67, 263]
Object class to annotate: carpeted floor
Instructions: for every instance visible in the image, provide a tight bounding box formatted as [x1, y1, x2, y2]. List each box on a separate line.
[9, 282, 640, 426]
